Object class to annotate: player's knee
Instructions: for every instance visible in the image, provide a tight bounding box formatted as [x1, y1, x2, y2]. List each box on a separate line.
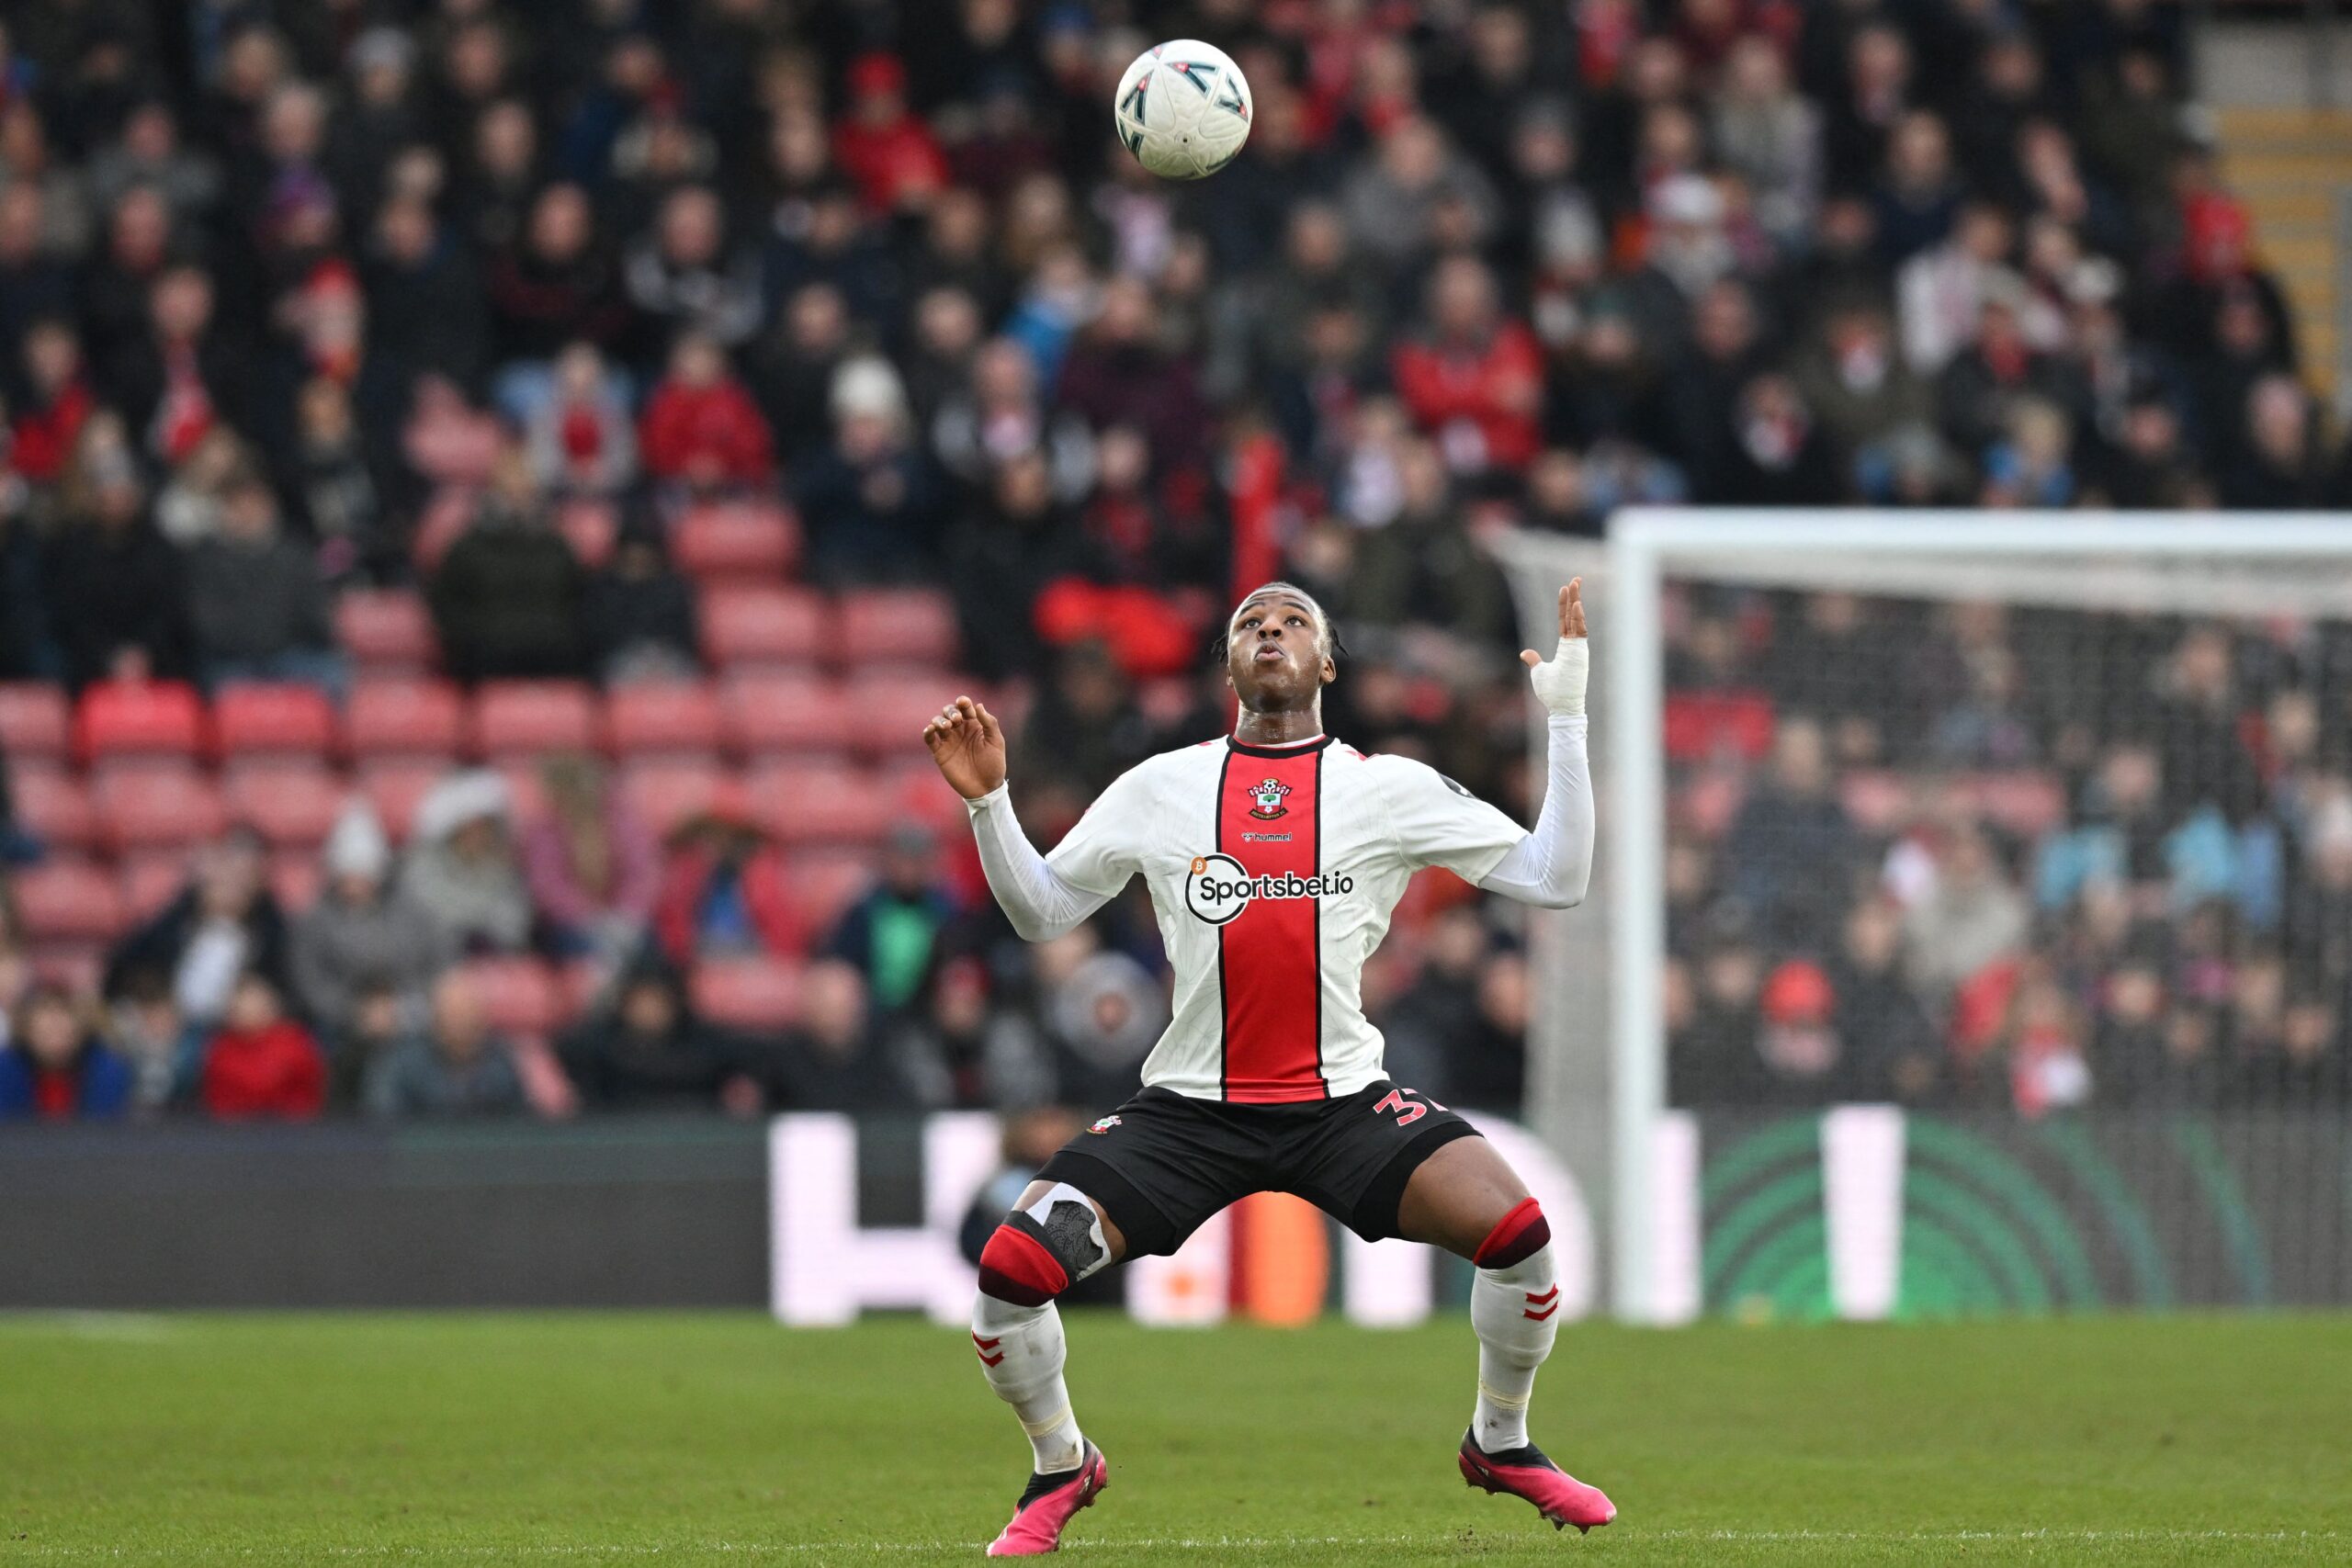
[977, 1182, 1113, 1306]
[1473, 1197, 1551, 1271]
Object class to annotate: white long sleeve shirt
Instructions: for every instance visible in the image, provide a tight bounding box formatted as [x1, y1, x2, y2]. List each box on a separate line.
[963, 716, 1592, 1103]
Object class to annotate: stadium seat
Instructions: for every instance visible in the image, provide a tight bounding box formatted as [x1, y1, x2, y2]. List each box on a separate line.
[29, 944, 105, 994]
[462, 956, 562, 1040]
[673, 501, 797, 582]
[214, 684, 336, 759]
[784, 849, 874, 932]
[224, 763, 348, 850]
[605, 681, 723, 759]
[842, 674, 956, 758]
[701, 585, 826, 669]
[556, 499, 617, 570]
[470, 681, 598, 759]
[689, 956, 805, 1032]
[95, 768, 227, 852]
[345, 679, 466, 758]
[0, 683, 71, 759]
[75, 681, 206, 764]
[335, 590, 438, 673]
[720, 671, 856, 756]
[358, 760, 452, 841]
[269, 851, 322, 914]
[750, 761, 890, 845]
[119, 853, 188, 921]
[837, 587, 958, 668]
[492, 762, 550, 825]
[10, 861, 127, 942]
[8, 765, 99, 852]
[619, 759, 723, 838]
[1662, 690, 1776, 763]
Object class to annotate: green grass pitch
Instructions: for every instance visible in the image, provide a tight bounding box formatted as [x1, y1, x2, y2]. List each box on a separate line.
[3, 1312, 2348, 1565]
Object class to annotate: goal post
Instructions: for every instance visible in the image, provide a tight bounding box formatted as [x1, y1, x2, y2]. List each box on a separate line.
[1498, 509, 2352, 1323]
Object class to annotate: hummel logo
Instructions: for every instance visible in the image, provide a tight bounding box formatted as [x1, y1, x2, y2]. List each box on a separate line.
[972, 1332, 1006, 1367]
[1522, 1284, 1560, 1322]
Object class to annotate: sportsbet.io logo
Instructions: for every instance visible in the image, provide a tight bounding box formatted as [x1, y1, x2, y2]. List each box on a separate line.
[1183, 852, 1354, 925]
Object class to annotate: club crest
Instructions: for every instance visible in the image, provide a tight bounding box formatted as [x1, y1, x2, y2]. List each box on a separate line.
[1246, 777, 1292, 820]
[1088, 1115, 1123, 1134]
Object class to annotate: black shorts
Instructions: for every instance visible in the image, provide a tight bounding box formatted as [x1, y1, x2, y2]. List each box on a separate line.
[1035, 1080, 1479, 1258]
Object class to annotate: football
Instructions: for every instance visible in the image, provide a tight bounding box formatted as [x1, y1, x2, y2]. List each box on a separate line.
[1112, 39, 1252, 180]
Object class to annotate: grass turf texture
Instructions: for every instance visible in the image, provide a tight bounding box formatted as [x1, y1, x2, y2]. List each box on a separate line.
[2, 1314, 2347, 1565]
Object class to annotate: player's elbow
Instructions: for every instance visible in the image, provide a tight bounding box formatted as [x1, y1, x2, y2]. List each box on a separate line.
[1525, 874, 1589, 911]
[1002, 904, 1079, 943]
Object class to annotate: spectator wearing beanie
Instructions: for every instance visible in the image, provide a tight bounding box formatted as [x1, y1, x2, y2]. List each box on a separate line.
[400, 770, 534, 956]
[794, 354, 939, 582]
[198, 971, 326, 1121]
[292, 801, 450, 1046]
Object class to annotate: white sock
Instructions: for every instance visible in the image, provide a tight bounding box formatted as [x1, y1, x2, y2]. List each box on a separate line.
[1470, 1242, 1559, 1453]
[973, 1293, 1087, 1474]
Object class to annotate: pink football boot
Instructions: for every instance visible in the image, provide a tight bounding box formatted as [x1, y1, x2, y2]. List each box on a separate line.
[1457, 1431, 1617, 1534]
[985, 1443, 1109, 1556]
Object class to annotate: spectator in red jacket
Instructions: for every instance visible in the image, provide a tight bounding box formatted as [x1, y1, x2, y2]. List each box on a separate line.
[198, 971, 326, 1121]
[653, 789, 804, 966]
[10, 319, 93, 485]
[831, 54, 947, 215]
[638, 331, 775, 489]
[1389, 254, 1544, 472]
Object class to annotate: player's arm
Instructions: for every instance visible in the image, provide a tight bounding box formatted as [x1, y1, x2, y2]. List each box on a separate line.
[923, 694, 1130, 942]
[1476, 580, 1594, 909]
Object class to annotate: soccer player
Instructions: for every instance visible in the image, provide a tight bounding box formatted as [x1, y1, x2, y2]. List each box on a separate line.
[923, 580, 1611, 1555]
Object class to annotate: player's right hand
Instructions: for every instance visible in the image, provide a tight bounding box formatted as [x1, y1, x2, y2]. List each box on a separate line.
[923, 694, 1009, 800]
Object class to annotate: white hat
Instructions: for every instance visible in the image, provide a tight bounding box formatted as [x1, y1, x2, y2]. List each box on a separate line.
[831, 355, 909, 423]
[1649, 175, 1724, 228]
[322, 799, 391, 880]
[411, 769, 512, 844]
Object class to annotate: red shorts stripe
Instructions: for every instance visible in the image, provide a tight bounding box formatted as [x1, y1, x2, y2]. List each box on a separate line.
[1216, 745, 1326, 1103]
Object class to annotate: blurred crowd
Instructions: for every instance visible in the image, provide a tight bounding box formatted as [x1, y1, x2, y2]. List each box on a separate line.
[1665, 594, 2352, 1115]
[0, 0, 2336, 1126]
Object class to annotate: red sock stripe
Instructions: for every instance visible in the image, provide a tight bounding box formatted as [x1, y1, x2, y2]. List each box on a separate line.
[1474, 1198, 1551, 1269]
[977, 1224, 1069, 1307]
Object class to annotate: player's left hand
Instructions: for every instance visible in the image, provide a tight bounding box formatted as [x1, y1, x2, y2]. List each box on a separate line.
[1520, 579, 1589, 717]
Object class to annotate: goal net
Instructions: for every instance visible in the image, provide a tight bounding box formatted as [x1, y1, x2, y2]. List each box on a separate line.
[1496, 511, 2352, 1323]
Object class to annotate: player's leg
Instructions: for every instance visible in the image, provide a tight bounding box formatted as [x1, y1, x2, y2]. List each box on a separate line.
[1395, 1138, 1555, 1451]
[974, 1090, 1259, 1556]
[1396, 1134, 1615, 1533]
[974, 1178, 1123, 1476]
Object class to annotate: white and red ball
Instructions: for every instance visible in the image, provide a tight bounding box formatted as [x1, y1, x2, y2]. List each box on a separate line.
[1112, 39, 1252, 181]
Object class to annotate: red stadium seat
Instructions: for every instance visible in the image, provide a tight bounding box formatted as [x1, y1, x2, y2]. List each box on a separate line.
[8, 765, 99, 852]
[721, 671, 855, 756]
[837, 587, 957, 668]
[75, 681, 206, 763]
[470, 681, 598, 759]
[11, 861, 127, 942]
[880, 759, 967, 836]
[213, 684, 336, 759]
[29, 944, 105, 994]
[345, 679, 465, 759]
[842, 674, 956, 758]
[701, 585, 826, 669]
[784, 849, 874, 931]
[690, 957, 805, 1032]
[751, 761, 889, 845]
[358, 760, 452, 841]
[605, 681, 723, 758]
[95, 768, 227, 852]
[335, 590, 438, 672]
[1662, 690, 1776, 764]
[0, 683, 71, 759]
[673, 501, 797, 582]
[119, 854, 188, 921]
[462, 957, 561, 1040]
[556, 499, 618, 570]
[620, 759, 724, 838]
[224, 763, 347, 850]
[269, 851, 322, 914]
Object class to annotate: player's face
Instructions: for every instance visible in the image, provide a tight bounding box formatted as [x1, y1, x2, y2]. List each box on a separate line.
[1227, 594, 1333, 710]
